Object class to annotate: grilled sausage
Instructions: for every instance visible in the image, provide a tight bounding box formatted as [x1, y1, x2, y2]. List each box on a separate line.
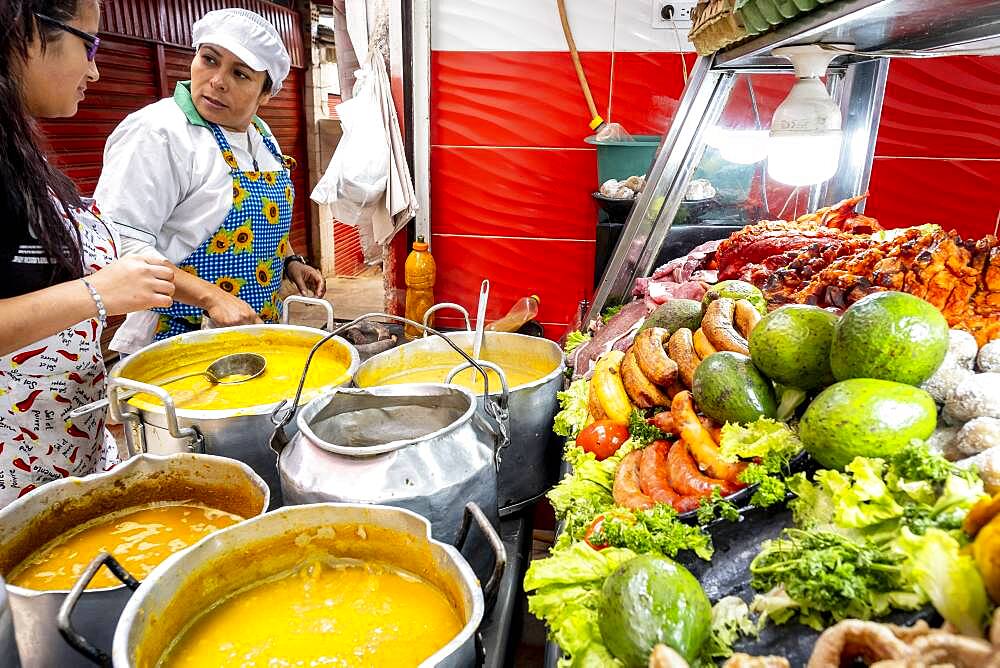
[640, 440, 700, 513]
[633, 328, 679, 387]
[702, 298, 750, 355]
[667, 438, 744, 497]
[613, 450, 655, 510]
[621, 347, 671, 408]
[668, 328, 700, 389]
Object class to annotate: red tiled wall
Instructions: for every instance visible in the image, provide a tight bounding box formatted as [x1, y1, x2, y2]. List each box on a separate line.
[430, 51, 692, 338]
[866, 57, 1000, 240]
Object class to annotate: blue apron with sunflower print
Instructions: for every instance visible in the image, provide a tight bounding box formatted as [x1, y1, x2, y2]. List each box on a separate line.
[153, 121, 295, 340]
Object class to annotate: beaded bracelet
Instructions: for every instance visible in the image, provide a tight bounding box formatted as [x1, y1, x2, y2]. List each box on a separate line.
[81, 278, 107, 329]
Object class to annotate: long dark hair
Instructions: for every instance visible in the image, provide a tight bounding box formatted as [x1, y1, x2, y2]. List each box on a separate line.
[1, 0, 87, 279]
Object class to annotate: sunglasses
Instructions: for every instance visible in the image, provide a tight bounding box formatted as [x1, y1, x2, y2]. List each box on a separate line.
[34, 13, 101, 61]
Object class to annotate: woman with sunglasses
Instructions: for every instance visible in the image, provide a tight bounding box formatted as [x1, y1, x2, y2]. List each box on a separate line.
[0, 0, 175, 507]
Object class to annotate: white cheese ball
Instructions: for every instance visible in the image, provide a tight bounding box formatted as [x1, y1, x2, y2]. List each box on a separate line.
[921, 364, 975, 405]
[925, 425, 962, 461]
[945, 372, 1000, 423]
[947, 329, 979, 370]
[978, 339, 1000, 373]
[955, 417, 1000, 457]
[956, 444, 1000, 495]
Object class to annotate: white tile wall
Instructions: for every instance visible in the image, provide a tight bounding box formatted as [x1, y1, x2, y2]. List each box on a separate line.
[431, 0, 693, 52]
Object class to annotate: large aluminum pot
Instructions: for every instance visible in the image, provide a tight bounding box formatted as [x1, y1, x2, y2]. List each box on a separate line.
[0, 577, 20, 668]
[60, 503, 505, 668]
[354, 330, 565, 513]
[107, 317, 359, 506]
[0, 454, 269, 668]
[277, 384, 500, 575]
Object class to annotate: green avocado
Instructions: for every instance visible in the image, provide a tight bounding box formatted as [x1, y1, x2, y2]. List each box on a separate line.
[693, 351, 777, 425]
[800, 378, 937, 470]
[749, 305, 838, 390]
[830, 291, 949, 386]
[598, 555, 711, 666]
[703, 280, 767, 315]
[639, 299, 704, 335]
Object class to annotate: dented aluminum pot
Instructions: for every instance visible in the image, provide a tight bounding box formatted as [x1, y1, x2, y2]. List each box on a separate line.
[277, 384, 500, 575]
[0, 454, 269, 668]
[354, 330, 565, 513]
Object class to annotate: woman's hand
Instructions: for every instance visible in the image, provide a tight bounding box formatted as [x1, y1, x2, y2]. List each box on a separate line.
[204, 289, 263, 327]
[286, 261, 327, 298]
[87, 256, 175, 315]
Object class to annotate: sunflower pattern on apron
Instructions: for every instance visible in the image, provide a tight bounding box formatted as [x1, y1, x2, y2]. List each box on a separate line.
[153, 121, 295, 340]
[0, 199, 120, 507]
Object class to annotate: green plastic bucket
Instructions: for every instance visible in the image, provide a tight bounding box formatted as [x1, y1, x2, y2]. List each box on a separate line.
[585, 134, 662, 185]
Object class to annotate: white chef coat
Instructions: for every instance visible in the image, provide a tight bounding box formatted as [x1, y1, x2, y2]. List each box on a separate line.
[94, 85, 285, 354]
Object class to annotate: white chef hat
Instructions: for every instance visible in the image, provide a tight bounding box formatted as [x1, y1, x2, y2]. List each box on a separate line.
[192, 9, 290, 95]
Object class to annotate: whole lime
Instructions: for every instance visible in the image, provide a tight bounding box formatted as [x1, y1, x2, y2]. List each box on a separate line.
[749, 305, 838, 390]
[830, 291, 949, 386]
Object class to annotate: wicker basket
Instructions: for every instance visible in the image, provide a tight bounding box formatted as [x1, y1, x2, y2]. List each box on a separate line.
[689, 0, 750, 56]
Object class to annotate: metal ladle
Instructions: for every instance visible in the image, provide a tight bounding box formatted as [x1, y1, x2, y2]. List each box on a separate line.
[156, 352, 267, 387]
[68, 353, 267, 419]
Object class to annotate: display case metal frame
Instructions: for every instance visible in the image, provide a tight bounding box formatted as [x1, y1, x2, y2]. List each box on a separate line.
[587, 0, 1000, 320]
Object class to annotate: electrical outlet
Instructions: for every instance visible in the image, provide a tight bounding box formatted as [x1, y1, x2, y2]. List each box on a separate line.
[651, 0, 696, 29]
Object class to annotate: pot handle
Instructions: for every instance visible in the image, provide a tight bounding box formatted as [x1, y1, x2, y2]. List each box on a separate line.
[270, 313, 504, 431]
[456, 502, 507, 607]
[107, 377, 204, 453]
[445, 362, 511, 469]
[282, 295, 335, 331]
[57, 552, 141, 667]
[422, 303, 471, 336]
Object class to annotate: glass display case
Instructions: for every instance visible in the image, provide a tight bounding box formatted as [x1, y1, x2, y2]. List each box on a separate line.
[587, 0, 1000, 319]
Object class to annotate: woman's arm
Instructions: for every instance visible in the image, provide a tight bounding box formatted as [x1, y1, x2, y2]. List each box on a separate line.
[0, 257, 174, 357]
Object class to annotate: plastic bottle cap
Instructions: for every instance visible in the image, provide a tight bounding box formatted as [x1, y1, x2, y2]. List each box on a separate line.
[412, 236, 429, 251]
[531, 295, 540, 304]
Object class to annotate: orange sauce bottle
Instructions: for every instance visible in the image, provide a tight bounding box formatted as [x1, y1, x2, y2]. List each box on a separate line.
[404, 236, 436, 339]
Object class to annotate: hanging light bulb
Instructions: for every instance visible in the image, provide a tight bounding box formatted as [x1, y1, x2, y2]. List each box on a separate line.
[767, 44, 849, 187]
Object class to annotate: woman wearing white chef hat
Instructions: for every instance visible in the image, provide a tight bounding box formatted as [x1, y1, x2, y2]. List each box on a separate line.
[94, 8, 326, 353]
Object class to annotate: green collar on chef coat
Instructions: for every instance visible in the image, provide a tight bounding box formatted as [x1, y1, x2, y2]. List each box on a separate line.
[173, 81, 270, 136]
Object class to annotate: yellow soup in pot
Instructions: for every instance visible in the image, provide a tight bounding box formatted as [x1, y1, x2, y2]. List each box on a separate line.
[160, 559, 464, 668]
[121, 332, 352, 412]
[8, 503, 244, 590]
[365, 352, 552, 394]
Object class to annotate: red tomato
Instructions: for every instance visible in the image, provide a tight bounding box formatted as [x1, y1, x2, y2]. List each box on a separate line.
[576, 420, 629, 460]
[584, 515, 609, 550]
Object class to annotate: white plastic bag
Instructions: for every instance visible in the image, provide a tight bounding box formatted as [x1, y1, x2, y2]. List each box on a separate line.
[311, 64, 389, 227]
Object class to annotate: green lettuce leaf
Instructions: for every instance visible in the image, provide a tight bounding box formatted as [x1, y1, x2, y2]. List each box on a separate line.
[554, 379, 590, 439]
[524, 541, 636, 667]
[699, 596, 757, 661]
[719, 417, 803, 466]
[564, 331, 591, 354]
[894, 528, 992, 638]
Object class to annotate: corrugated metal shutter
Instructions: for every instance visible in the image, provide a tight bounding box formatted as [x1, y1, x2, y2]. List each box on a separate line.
[333, 222, 366, 276]
[102, 0, 304, 67]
